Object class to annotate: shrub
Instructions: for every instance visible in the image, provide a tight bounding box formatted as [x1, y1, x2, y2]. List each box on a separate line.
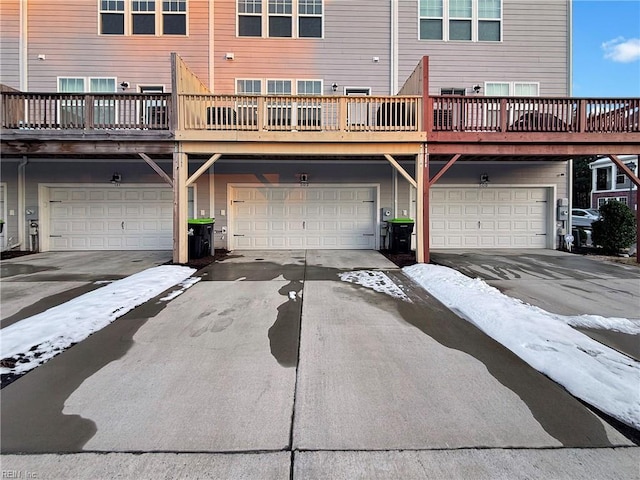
[591, 201, 636, 255]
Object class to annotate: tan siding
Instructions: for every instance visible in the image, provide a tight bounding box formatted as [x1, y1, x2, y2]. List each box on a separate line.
[398, 0, 569, 96]
[213, 0, 391, 95]
[26, 0, 210, 91]
[0, 0, 21, 89]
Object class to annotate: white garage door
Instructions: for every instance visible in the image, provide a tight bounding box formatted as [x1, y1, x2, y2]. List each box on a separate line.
[430, 187, 549, 248]
[231, 186, 376, 249]
[48, 186, 173, 250]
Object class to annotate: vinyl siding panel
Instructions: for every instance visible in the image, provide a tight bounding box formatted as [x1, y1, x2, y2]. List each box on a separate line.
[26, 0, 210, 91]
[398, 0, 569, 96]
[213, 0, 390, 95]
[0, 0, 21, 89]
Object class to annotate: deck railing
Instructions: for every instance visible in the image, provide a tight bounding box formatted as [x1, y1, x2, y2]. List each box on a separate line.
[429, 96, 640, 133]
[3, 92, 637, 136]
[1, 92, 172, 130]
[178, 94, 422, 132]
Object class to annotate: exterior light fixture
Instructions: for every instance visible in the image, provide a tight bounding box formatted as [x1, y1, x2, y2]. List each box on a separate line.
[299, 173, 309, 186]
[332, 83, 338, 93]
[480, 173, 490, 186]
[473, 84, 481, 94]
[111, 173, 122, 184]
[120, 82, 129, 91]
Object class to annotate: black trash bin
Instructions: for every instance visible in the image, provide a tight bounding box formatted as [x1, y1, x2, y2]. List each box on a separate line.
[188, 218, 215, 259]
[388, 218, 414, 254]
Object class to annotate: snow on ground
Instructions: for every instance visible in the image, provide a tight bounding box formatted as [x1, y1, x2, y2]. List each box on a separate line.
[1, 265, 196, 376]
[339, 270, 410, 301]
[402, 263, 640, 430]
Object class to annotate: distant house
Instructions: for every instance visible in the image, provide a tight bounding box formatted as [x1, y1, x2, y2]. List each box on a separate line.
[590, 156, 638, 211]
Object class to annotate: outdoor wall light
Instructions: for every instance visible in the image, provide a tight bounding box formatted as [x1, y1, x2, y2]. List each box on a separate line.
[299, 173, 309, 186]
[473, 84, 482, 94]
[120, 82, 129, 91]
[332, 83, 338, 93]
[480, 173, 490, 184]
[111, 172, 122, 184]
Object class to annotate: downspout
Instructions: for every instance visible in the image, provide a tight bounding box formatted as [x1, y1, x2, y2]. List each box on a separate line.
[390, 0, 398, 94]
[11, 157, 28, 250]
[567, 158, 573, 250]
[20, 0, 28, 91]
[567, 0, 573, 95]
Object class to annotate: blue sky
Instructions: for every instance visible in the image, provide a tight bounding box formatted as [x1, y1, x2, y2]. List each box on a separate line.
[572, 0, 640, 97]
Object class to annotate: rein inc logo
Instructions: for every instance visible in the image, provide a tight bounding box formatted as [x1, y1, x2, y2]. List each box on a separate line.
[2, 471, 38, 479]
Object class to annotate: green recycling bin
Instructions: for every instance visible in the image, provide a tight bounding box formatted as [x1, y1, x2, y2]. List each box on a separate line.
[388, 218, 414, 254]
[188, 218, 214, 259]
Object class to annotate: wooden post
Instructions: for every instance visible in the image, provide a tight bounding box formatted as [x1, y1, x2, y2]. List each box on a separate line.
[173, 150, 189, 264]
[423, 147, 430, 263]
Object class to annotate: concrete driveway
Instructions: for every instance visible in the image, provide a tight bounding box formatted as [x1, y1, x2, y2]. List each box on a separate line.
[431, 249, 640, 360]
[1, 250, 637, 479]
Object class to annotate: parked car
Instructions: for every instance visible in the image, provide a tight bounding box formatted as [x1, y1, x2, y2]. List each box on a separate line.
[571, 208, 600, 227]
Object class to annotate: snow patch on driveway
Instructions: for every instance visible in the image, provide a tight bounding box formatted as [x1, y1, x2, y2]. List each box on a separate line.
[339, 270, 410, 301]
[1, 265, 196, 376]
[404, 263, 640, 430]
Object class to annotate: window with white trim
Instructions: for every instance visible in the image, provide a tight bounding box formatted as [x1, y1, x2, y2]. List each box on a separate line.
[238, 0, 262, 36]
[100, 0, 125, 34]
[419, 0, 501, 42]
[485, 82, 539, 96]
[441, 87, 466, 95]
[297, 80, 322, 95]
[298, 0, 322, 37]
[269, 0, 293, 37]
[237, 79, 262, 95]
[238, 0, 323, 38]
[58, 77, 117, 125]
[98, 0, 186, 35]
[132, 1, 155, 35]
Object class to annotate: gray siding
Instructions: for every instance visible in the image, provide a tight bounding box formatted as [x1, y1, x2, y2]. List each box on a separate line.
[25, 1, 210, 91]
[0, 0, 20, 89]
[213, 0, 391, 95]
[398, 0, 570, 96]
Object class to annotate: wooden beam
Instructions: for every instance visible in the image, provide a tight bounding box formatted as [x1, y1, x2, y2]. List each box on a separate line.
[173, 151, 189, 264]
[422, 147, 430, 263]
[608, 154, 640, 264]
[186, 153, 221, 186]
[429, 153, 461, 186]
[139, 152, 173, 187]
[384, 154, 417, 188]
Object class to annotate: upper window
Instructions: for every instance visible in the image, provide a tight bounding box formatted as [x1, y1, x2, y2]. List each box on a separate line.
[236, 79, 263, 94]
[419, 0, 501, 42]
[441, 88, 466, 95]
[100, 0, 125, 34]
[238, 0, 323, 38]
[99, 0, 186, 35]
[298, 0, 322, 37]
[268, 0, 293, 37]
[238, 0, 262, 36]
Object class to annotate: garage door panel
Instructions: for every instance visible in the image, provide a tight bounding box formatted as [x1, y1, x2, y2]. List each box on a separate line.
[232, 186, 376, 250]
[431, 187, 548, 249]
[49, 187, 172, 251]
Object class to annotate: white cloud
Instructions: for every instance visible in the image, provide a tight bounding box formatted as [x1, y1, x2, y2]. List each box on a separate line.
[602, 37, 640, 63]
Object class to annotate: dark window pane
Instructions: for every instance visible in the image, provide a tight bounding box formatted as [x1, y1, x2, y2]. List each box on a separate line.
[419, 19, 442, 40]
[163, 14, 186, 34]
[133, 14, 155, 34]
[299, 17, 321, 37]
[239, 16, 262, 36]
[269, 16, 292, 37]
[101, 13, 124, 34]
[479, 20, 500, 41]
[449, 19, 471, 40]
